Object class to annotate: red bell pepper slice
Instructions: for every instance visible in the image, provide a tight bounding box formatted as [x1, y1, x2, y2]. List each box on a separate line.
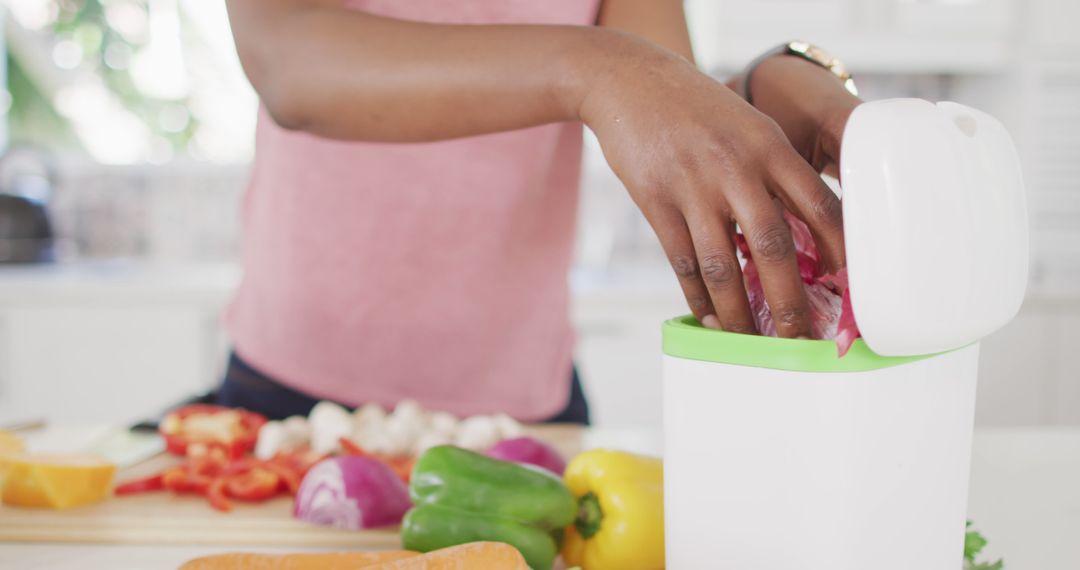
[114, 473, 165, 495]
[261, 461, 302, 495]
[225, 467, 281, 502]
[159, 405, 267, 459]
[338, 436, 368, 456]
[161, 467, 188, 491]
[206, 477, 232, 512]
[116, 433, 335, 510]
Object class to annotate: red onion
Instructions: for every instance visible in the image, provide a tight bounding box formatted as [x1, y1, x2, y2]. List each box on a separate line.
[293, 456, 411, 529]
[486, 437, 566, 475]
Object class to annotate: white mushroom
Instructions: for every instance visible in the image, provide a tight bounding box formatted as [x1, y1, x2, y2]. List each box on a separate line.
[413, 431, 453, 456]
[353, 403, 386, 430]
[493, 413, 524, 439]
[454, 415, 500, 451]
[361, 431, 394, 455]
[254, 420, 286, 460]
[427, 411, 459, 437]
[352, 403, 387, 442]
[391, 399, 426, 428]
[382, 418, 422, 456]
[374, 399, 427, 454]
[282, 415, 311, 443]
[309, 401, 353, 454]
[366, 427, 414, 456]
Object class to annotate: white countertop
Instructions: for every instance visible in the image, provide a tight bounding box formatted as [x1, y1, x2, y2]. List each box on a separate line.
[1, 427, 1077, 569]
[0, 260, 240, 306]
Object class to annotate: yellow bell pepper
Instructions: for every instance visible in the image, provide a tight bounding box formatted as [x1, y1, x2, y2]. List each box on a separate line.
[561, 449, 664, 570]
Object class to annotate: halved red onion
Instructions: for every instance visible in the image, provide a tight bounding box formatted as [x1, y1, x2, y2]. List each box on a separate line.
[293, 456, 411, 529]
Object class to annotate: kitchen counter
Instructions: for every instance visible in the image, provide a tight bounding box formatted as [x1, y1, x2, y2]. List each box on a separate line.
[1, 427, 1077, 569]
[0, 260, 240, 306]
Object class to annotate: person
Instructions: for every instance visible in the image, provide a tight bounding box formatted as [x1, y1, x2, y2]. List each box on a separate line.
[218, 0, 862, 424]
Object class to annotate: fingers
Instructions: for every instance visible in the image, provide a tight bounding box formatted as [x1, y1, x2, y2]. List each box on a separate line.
[728, 182, 813, 338]
[768, 149, 846, 273]
[647, 208, 719, 328]
[683, 210, 757, 334]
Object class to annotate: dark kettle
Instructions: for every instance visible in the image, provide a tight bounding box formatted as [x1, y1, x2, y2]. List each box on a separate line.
[0, 147, 56, 264]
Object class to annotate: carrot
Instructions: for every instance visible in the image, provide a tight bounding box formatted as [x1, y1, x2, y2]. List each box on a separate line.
[179, 551, 419, 570]
[360, 542, 529, 570]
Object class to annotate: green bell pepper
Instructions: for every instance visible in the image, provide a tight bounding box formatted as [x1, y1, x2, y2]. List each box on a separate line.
[401, 445, 576, 570]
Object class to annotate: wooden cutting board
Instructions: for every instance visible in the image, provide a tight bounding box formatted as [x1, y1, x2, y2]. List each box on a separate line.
[0, 424, 583, 547]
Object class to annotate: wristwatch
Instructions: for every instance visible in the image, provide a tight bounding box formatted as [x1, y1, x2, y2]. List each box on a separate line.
[737, 41, 858, 106]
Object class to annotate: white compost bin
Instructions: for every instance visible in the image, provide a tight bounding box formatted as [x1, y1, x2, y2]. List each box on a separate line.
[662, 99, 1029, 570]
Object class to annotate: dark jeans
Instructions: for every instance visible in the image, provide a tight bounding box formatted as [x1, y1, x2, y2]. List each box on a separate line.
[217, 352, 591, 425]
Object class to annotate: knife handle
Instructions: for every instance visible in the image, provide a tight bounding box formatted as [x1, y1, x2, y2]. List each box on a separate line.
[130, 390, 218, 432]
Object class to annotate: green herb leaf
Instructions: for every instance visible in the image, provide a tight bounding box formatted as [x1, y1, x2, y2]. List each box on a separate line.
[964, 521, 1004, 570]
[964, 527, 988, 561]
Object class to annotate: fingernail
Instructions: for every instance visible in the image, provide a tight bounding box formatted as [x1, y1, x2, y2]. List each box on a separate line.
[797, 335, 811, 340]
[702, 315, 721, 330]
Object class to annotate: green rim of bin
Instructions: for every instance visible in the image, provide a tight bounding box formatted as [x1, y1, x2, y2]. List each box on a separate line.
[662, 315, 939, 372]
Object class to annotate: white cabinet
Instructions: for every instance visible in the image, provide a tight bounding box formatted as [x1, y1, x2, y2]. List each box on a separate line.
[974, 310, 1050, 426]
[0, 306, 220, 425]
[976, 294, 1080, 426]
[1047, 311, 1080, 425]
[686, 0, 1018, 73]
[0, 263, 235, 425]
[571, 279, 686, 432]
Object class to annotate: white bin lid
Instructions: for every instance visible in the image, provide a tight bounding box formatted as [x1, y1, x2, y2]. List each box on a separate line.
[840, 98, 1028, 356]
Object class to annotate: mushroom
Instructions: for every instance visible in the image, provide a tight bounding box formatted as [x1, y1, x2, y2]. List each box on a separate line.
[453, 415, 501, 451]
[309, 401, 353, 454]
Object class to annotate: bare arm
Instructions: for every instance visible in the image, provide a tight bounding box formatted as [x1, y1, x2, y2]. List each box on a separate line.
[597, 0, 694, 63]
[227, 0, 622, 141]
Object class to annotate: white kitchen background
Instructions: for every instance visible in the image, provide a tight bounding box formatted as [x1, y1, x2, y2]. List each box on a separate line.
[0, 0, 1077, 431]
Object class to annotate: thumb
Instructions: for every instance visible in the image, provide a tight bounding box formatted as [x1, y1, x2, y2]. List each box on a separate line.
[817, 102, 859, 177]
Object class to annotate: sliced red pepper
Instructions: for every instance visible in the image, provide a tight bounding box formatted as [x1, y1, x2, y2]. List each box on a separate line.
[206, 477, 232, 512]
[225, 467, 281, 502]
[338, 437, 368, 456]
[261, 461, 302, 495]
[270, 448, 325, 478]
[186, 473, 215, 495]
[292, 450, 325, 476]
[161, 467, 190, 492]
[114, 473, 165, 495]
[118, 428, 328, 509]
[219, 457, 258, 477]
[160, 405, 267, 459]
[187, 448, 229, 476]
[385, 456, 416, 483]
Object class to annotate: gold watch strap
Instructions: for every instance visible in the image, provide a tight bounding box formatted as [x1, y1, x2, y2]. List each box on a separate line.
[738, 41, 858, 106]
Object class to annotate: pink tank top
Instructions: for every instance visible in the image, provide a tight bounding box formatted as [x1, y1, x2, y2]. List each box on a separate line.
[226, 0, 600, 420]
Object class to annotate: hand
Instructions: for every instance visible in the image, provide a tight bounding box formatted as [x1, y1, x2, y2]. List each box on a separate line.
[578, 35, 845, 337]
[735, 55, 862, 178]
